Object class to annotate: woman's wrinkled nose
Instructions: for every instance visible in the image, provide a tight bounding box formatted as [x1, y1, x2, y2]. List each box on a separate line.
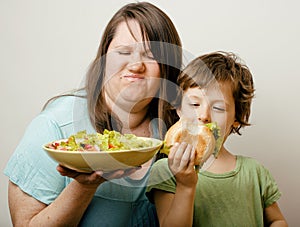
[127, 47, 146, 73]
[127, 60, 145, 72]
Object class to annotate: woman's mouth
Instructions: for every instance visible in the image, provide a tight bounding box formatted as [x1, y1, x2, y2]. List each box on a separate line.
[121, 74, 144, 82]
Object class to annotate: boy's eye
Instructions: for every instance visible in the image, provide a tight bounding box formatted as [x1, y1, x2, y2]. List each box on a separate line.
[213, 106, 225, 112]
[189, 103, 200, 107]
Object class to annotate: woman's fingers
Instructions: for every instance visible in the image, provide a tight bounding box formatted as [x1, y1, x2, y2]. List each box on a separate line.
[57, 164, 141, 185]
[56, 164, 81, 178]
[98, 166, 141, 180]
[57, 165, 105, 185]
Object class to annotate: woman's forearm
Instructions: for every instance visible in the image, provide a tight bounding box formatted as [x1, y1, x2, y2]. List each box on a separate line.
[29, 180, 97, 226]
[9, 180, 98, 227]
[10, 168, 134, 226]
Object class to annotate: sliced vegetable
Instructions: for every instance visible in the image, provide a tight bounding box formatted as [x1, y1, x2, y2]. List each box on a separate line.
[48, 129, 153, 152]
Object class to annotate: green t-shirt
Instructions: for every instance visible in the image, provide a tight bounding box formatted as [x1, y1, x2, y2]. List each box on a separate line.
[146, 156, 281, 227]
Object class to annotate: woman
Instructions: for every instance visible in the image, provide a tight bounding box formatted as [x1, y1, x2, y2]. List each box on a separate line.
[4, 2, 182, 226]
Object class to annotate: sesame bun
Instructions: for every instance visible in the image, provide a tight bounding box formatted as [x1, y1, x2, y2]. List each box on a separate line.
[165, 118, 215, 165]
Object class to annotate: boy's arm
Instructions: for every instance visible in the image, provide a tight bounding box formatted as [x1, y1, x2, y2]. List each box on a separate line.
[153, 187, 196, 227]
[264, 202, 288, 227]
[153, 143, 197, 227]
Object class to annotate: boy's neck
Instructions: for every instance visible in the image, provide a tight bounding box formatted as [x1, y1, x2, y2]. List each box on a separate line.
[206, 148, 236, 174]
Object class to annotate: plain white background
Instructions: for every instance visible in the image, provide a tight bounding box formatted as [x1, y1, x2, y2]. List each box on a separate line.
[1, 0, 299, 226]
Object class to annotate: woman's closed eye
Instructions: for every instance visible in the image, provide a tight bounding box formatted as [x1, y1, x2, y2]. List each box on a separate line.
[143, 51, 155, 60]
[116, 49, 154, 60]
[114, 46, 133, 55]
[117, 50, 131, 55]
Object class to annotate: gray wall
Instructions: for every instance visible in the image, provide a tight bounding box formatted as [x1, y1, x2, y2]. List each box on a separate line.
[1, 0, 299, 226]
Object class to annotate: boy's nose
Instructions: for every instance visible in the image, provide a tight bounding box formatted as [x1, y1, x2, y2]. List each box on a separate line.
[197, 107, 211, 124]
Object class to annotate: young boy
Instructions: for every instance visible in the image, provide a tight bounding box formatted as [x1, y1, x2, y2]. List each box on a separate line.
[147, 52, 288, 226]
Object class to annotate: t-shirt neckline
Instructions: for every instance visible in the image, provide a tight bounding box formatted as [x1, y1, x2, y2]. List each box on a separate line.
[199, 155, 241, 178]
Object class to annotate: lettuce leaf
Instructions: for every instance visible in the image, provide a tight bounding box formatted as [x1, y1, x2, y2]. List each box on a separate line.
[52, 129, 153, 152]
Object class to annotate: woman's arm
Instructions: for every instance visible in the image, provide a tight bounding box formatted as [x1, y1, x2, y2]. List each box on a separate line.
[9, 180, 97, 227]
[153, 143, 198, 227]
[8, 166, 138, 227]
[264, 202, 288, 227]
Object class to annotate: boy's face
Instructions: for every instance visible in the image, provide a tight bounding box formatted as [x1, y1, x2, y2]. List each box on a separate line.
[177, 81, 239, 140]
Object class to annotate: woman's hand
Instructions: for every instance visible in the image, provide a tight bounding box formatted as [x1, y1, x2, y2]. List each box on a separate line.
[57, 165, 141, 187]
[168, 142, 198, 188]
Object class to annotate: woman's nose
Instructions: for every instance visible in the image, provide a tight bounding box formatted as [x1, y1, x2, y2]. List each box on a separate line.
[127, 52, 145, 72]
[127, 60, 145, 72]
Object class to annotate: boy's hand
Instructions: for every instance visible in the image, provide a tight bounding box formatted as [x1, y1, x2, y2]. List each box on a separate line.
[168, 142, 198, 188]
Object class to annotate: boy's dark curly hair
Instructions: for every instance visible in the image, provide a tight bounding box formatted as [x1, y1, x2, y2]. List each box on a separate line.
[177, 51, 255, 135]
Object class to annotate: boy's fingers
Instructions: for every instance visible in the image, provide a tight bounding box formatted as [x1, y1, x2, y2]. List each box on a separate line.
[168, 142, 179, 159]
[181, 143, 192, 166]
[172, 142, 187, 167]
[189, 146, 196, 167]
[169, 142, 195, 175]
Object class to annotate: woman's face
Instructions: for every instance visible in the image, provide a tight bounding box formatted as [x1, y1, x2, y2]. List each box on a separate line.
[104, 20, 161, 112]
[177, 81, 238, 141]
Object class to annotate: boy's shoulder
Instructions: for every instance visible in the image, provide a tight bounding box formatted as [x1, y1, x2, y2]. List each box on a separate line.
[238, 155, 260, 164]
[152, 158, 169, 172]
[238, 155, 271, 174]
[150, 158, 175, 182]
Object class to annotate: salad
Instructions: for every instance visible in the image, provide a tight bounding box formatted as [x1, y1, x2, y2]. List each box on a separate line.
[47, 129, 153, 152]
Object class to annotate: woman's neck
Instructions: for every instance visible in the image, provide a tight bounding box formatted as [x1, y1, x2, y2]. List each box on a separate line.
[105, 95, 151, 137]
[121, 112, 151, 137]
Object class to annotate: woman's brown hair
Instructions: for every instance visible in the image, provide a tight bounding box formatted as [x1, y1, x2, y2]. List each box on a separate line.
[85, 2, 182, 138]
[44, 2, 182, 139]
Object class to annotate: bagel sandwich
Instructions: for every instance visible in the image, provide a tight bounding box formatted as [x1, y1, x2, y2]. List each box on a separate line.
[160, 119, 221, 167]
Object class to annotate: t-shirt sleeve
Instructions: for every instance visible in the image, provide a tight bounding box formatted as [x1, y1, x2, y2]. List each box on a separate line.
[3, 113, 67, 205]
[258, 164, 282, 208]
[146, 158, 176, 203]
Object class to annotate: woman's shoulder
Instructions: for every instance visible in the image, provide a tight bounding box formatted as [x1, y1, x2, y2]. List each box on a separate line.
[43, 94, 86, 114]
[41, 95, 88, 127]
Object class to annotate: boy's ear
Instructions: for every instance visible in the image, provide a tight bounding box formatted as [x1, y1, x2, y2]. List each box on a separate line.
[233, 121, 240, 128]
[176, 108, 182, 118]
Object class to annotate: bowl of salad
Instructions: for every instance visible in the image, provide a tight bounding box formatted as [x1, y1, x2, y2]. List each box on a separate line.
[43, 130, 163, 172]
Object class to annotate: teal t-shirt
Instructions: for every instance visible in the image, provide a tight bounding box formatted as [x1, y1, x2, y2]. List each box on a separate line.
[146, 156, 281, 227]
[4, 95, 159, 227]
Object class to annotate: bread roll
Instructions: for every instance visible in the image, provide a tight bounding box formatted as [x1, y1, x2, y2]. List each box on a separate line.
[165, 119, 215, 165]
